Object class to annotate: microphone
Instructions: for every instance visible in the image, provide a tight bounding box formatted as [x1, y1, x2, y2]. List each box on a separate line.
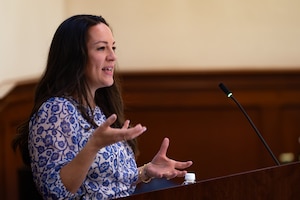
[218, 83, 280, 166]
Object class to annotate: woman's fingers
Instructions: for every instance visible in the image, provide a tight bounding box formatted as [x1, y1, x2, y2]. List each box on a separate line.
[156, 137, 170, 157]
[175, 160, 193, 170]
[122, 120, 130, 129]
[148, 137, 193, 179]
[101, 114, 117, 129]
[122, 124, 147, 141]
[96, 114, 146, 143]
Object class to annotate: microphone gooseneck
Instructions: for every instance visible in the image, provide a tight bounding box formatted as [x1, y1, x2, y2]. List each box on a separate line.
[218, 83, 280, 166]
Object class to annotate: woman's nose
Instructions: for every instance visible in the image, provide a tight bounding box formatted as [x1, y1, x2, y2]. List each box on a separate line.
[107, 49, 117, 61]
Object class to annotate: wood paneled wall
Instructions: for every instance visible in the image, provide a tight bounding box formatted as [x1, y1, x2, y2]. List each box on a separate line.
[0, 79, 36, 200]
[121, 70, 300, 182]
[1, 70, 300, 199]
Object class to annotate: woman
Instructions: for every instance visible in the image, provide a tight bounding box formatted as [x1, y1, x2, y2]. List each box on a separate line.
[12, 14, 192, 199]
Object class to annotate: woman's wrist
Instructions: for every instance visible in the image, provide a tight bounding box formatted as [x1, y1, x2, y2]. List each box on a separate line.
[139, 163, 153, 183]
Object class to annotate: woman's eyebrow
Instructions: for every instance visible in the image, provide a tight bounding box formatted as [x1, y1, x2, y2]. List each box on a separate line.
[93, 41, 115, 45]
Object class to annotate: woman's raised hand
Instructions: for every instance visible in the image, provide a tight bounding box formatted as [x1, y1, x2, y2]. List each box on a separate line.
[90, 114, 147, 149]
[145, 138, 193, 180]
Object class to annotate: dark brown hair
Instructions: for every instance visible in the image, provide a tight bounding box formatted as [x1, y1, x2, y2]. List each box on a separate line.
[12, 15, 138, 166]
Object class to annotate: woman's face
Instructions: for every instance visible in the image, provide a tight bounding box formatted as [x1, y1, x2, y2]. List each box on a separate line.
[85, 23, 117, 93]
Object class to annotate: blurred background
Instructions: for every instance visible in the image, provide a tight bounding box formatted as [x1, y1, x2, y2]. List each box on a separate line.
[1, 0, 300, 94]
[1, 1, 300, 199]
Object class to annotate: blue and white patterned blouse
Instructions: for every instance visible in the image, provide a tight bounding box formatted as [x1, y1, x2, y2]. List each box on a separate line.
[28, 97, 138, 199]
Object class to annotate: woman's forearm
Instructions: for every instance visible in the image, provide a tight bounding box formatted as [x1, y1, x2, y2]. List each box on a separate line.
[60, 140, 100, 193]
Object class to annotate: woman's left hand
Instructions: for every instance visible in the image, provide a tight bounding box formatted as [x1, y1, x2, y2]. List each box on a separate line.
[146, 138, 193, 180]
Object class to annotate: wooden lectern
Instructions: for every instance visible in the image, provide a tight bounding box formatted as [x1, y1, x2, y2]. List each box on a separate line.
[121, 162, 300, 200]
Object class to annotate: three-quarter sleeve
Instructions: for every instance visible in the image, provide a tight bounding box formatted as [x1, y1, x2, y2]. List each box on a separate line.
[28, 97, 138, 199]
[29, 97, 83, 199]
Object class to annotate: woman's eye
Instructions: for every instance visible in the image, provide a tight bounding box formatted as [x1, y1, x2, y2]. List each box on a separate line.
[112, 47, 116, 51]
[97, 47, 105, 51]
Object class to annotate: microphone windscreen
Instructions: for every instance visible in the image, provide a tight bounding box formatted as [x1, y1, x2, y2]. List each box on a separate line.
[218, 83, 232, 97]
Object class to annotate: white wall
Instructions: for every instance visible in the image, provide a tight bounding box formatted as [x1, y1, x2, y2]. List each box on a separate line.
[65, 0, 300, 71]
[0, 0, 65, 97]
[1, 0, 300, 97]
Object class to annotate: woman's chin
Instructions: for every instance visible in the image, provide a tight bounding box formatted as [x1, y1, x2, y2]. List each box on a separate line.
[104, 80, 115, 88]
